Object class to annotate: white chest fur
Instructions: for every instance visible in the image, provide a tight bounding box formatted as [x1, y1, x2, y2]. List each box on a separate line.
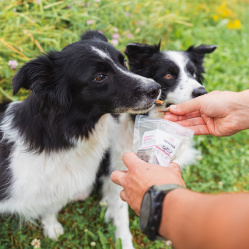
[0, 113, 114, 219]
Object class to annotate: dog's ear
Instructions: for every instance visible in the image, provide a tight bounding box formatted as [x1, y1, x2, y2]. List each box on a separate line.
[125, 42, 160, 72]
[12, 55, 53, 95]
[125, 42, 160, 62]
[186, 45, 217, 83]
[186, 44, 217, 54]
[186, 45, 217, 60]
[80, 30, 108, 42]
[12, 53, 72, 113]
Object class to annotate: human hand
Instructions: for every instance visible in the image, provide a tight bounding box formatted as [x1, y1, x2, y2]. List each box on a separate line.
[163, 90, 249, 137]
[111, 152, 185, 215]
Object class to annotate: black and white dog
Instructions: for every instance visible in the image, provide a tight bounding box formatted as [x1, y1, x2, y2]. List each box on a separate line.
[100, 42, 217, 248]
[0, 31, 161, 244]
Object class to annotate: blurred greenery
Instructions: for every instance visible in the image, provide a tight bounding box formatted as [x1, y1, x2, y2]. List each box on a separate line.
[1, 0, 249, 248]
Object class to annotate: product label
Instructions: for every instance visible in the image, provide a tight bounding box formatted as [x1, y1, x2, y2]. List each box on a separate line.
[139, 129, 180, 167]
[141, 130, 157, 148]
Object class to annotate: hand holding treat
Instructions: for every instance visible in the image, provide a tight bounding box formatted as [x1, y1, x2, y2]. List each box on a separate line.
[111, 90, 249, 249]
[163, 90, 249, 137]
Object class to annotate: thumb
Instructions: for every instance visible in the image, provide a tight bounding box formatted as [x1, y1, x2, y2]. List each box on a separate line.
[169, 97, 201, 115]
[122, 152, 145, 169]
[168, 162, 181, 173]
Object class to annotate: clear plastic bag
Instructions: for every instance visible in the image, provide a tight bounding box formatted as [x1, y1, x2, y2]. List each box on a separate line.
[133, 115, 194, 167]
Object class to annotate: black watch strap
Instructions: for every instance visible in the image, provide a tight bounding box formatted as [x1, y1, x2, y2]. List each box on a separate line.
[140, 184, 184, 241]
[143, 186, 165, 241]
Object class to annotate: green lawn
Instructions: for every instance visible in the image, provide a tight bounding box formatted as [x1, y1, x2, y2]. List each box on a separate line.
[1, 0, 249, 248]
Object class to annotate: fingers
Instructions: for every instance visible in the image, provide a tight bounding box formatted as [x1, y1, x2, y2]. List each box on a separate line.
[168, 162, 181, 169]
[164, 111, 201, 122]
[168, 97, 201, 115]
[111, 170, 127, 186]
[120, 189, 127, 202]
[163, 113, 180, 122]
[122, 152, 145, 169]
[164, 113, 212, 135]
[166, 124, 210, 135]
[174, 117, 206, 127]
[167, 162, 181, 173]
[185, 125, 211, 135]
[168, 162, 186, 188]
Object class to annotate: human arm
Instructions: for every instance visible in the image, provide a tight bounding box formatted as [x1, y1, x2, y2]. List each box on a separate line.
[111, 152, 249, 249]
[163, 90, 249, 136]
[159, 188, 249, 249]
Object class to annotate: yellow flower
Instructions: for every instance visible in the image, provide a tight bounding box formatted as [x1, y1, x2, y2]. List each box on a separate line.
[227, 19, 242, 29]
[198, 4, 206, 11]
[216, 2, 234, 18]
[213, 15, 219, 21]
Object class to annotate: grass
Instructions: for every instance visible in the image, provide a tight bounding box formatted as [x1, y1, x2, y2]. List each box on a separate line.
[1, 0, 249, 248]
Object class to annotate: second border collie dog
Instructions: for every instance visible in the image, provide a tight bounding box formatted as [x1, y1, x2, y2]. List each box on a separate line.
[100, 42, 217, 248]
[0, 31, 161, 243]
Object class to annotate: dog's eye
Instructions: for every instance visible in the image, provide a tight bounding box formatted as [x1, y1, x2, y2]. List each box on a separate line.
[95, 74, 107, 82]
[165, 73, 173, 79]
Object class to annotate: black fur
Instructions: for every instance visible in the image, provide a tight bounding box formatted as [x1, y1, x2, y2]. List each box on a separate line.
[7, 31, 160, 154]
[80, 30, 108, 42]
[124, 42, 161, 72]
[96, 150, 110, 187]
[0, 101, 11, 113]
[0, 101, 13, 200]
[125, 43, 217, 101]
[0, 123, 13, 201]
[185, 44, 218, 83]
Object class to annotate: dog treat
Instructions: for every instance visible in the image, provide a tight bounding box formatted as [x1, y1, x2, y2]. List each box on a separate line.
[155, 99, 164, 106]
[158, 108, 170, 112]
[133, 115, 194, 167]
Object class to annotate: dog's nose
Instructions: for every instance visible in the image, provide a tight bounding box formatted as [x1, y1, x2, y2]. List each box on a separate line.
[147, 83, 161, 99]
[192, 87, 207, 98]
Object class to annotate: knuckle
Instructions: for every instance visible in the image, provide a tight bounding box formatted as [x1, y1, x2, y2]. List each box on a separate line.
[122, 154, 126, 162]
[170, 162, 180, 170]
[230, 118, 240, 131]
[171, 163, 181, 174]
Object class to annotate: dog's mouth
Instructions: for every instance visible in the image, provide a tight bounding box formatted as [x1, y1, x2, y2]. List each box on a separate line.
[166, 103, 173, 108]
[114, 90, 162, 114]
[129, 90, 161, 114]
[113, 104, 154, 114]
[129, 103, 155, 114]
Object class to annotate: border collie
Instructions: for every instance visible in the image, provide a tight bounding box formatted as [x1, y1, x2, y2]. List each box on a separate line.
[100, 42, 217, 248]
[0, 31, 161, 242]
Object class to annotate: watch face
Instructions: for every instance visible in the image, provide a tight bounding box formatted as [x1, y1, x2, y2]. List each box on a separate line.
[140, 191, 152, 232]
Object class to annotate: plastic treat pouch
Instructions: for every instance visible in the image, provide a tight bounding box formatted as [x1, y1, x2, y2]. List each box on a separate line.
[133, 115, 194, 167]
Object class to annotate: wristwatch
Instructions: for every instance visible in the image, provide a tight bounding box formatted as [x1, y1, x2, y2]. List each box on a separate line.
[139, 184, 184, 241]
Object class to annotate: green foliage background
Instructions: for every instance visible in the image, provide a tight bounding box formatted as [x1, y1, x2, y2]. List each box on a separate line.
[1, 0, 249, 248]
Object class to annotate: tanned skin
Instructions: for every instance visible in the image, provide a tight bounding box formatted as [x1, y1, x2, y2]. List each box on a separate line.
[111, 90, 249, 249]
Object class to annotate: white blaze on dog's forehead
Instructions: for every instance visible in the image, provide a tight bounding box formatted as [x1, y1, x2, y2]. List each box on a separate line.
[91, 46, 155, 85]
[91, 46, 111, 60]
[163, 51, 188, 73]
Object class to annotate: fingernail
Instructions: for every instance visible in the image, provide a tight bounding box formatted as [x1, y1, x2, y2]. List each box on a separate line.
[170, 105, 176, 110]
